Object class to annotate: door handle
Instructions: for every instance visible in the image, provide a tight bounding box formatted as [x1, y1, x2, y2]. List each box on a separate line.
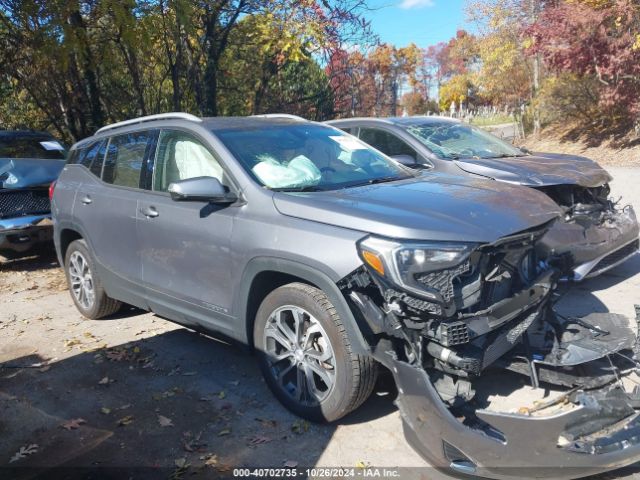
[140, 206, 159, 218]
[80, 195, 92, 205]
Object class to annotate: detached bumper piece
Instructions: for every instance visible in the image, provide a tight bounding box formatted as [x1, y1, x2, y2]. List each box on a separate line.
[371, 308, 640, 479]
[383, 352, 640, 480]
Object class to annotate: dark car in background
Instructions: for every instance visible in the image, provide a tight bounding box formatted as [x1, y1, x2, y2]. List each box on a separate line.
[327, 116, 639, 281]
[0, 130, 66, 256]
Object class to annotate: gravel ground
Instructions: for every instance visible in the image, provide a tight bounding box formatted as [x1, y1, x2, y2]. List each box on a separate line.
[1, 167, 639, 479]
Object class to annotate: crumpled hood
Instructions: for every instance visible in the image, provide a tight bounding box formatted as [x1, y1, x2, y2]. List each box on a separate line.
[273, 174, 562, 243]
[454, 152, 612, 188]
[0, 158, 65, 189]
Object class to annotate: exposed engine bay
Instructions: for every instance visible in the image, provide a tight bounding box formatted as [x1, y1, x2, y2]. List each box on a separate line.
[535, 183, 639, 280]
[340, 223, 640, 477]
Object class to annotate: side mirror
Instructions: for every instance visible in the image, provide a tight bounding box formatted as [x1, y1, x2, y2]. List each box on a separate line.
[168, 176, 237, 204]
[390, 154, 418, 167]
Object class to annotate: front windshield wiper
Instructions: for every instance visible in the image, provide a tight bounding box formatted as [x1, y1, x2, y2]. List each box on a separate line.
[485, 153, 522, 159]
[342, 175, 408, 189]
[270, 185, 326, 192]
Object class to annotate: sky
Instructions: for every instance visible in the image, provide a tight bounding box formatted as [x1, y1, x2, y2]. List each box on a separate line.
[363, 0, 468, 48]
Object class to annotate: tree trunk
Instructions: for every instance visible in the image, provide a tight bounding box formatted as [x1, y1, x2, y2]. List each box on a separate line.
[69, 9, 104, 131]
[203, 53, 218, 116]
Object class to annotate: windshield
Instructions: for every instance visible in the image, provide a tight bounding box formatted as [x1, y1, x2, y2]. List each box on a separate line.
[215, 124, 413, 191]
[0, 135, 66, 160]
[404, 121, 524, 160]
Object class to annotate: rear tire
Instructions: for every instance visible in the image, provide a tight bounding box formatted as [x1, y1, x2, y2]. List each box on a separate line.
[254, 282, 377, 422]
[64, 239, 121, 319]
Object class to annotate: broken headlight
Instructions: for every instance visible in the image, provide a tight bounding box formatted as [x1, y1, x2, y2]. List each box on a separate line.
[357, 236, 476, 300]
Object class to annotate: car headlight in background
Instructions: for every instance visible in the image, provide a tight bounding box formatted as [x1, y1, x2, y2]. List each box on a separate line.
[357, 236, 476, 301]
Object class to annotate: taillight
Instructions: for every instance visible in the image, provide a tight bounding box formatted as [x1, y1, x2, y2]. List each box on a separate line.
[49, 181, 56, 201]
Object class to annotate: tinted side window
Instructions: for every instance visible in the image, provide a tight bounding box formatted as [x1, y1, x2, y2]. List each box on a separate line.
[152, 130, 225, 192]
[359, 128, 417, 159]
[102, 131, 151, 188]
[70, 140, 105, 178]
[91, 141, 108, 177]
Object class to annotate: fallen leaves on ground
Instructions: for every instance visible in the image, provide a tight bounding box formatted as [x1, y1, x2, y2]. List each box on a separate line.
[247, 434, 271, 446]
[255, 418, 277, 428]
[100, 407, 111, 415]
[9, 444, 39, 463]
[152, 387, 182, 400]
[170, 458, 190, 480]
[63, 338, 81, 351]
[116, 415, 134, 426]
[60, 418, 86, 430]
[217, 428, 231, 436]
[200, 453, 218, 467]
[106, 348, 128, 362]
[283, 460, 298, 468]
[98, 376, 111, 385]
[216, 464, 233, 473]
[291, 419, 309, 434]
[182, 431, 206, 452]
[158, 415, 174, 427]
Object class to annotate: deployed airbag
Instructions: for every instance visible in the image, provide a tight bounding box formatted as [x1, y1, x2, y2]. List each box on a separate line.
[252, 155, 321, 189]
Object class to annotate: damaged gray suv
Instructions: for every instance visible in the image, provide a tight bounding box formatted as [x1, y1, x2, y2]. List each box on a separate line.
[53, 113, 640, 479]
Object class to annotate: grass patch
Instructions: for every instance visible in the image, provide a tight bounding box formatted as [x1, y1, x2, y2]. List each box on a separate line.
[469, 115, 514, 127]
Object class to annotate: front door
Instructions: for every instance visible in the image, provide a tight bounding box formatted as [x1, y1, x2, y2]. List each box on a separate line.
[137, 129, 237, 333]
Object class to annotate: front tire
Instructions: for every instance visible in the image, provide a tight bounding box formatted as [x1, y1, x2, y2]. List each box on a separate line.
[254, 282, 377, 422]
[64, 239, 121, 319]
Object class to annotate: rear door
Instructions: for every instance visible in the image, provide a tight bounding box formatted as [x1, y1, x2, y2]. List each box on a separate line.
[72, 130, 155, 307]
[136, 129, 237, 333]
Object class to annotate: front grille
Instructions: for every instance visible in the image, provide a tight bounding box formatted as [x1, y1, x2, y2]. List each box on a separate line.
[0, 189, 50, 219]
[591, 239, 639, 276]
[415, 261, 471, 303]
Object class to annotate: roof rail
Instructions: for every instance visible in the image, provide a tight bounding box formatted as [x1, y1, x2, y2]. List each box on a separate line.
[251, 113, 306, 122]
[95, 112, 202, 135]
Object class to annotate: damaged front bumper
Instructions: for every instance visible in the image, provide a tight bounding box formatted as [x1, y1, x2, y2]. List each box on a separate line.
[0, 215, 53, 253]
[371, 308, 640, 479]
[376, 341, 640, 480]
[538, 196, 639, 281]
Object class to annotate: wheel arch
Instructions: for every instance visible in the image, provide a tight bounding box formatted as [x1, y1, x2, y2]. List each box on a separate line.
[57, 227, 84, 264]
[237, 257, 370, 355]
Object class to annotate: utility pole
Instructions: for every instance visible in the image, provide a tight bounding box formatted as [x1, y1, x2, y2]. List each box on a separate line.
[531, 0, 541, 137]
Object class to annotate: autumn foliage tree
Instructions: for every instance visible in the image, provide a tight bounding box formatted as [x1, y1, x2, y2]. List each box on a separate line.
[527, 0, 640, 128]
[0, 0, 371, 140]
[327, 43, 433, 117]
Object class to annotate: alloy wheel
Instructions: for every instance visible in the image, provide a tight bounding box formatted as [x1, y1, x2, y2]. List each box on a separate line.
[263, 305, 336, 406]
[68, 251, 95, 310]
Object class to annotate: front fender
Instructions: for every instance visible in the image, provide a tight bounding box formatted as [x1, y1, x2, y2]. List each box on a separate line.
[236, 256, 371, 355]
